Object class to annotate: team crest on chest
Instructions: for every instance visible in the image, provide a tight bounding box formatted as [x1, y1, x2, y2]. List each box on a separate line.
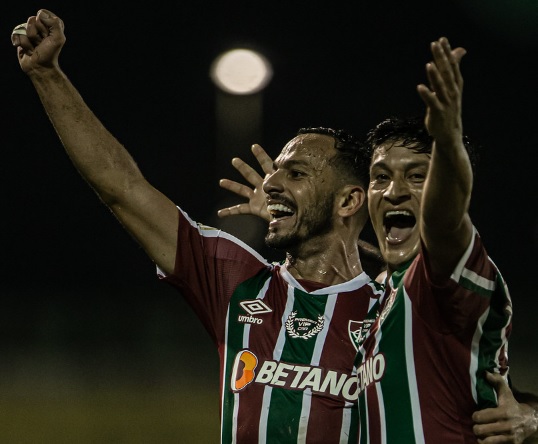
[348, 319, 376, 350]
[285, 311, 324, 339]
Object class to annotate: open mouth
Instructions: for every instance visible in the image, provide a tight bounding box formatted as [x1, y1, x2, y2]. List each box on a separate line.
[267, 203, 294, 220]
[383, 210, 416, 242]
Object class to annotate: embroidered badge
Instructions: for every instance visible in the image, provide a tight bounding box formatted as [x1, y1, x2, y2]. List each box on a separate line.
[285, 311, 324, 339]
[348, 319, 376, 350]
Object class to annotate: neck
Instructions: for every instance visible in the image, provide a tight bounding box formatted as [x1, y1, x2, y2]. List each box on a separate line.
[385, 257, 415, 282]
[284, 238, 363, 285]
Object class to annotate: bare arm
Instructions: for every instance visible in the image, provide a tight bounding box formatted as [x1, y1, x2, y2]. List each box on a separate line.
[12, 9, 178, 275]
[416, 37, 474, 280]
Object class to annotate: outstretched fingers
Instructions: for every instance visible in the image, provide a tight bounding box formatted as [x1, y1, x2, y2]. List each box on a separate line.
[417, 36, 466, 140]
[251, 144, 274, 177]
[219, 177, 254, 201]
[417, 38, 466, 101]
[433, 38, 464, 102]
[217, 145, 273, 222]
[217, 202, 255, 218]
[231, 156, 265, 189]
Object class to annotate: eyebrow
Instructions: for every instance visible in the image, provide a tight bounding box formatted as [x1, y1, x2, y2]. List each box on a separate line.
[371, 159, 429, 170]
[274, 158, 311, 170]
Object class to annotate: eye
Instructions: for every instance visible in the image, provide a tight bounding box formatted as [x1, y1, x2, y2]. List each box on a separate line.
[290, 169, 305, 179]
[373, 173, 390, 183]
[408, 172, 426, 183]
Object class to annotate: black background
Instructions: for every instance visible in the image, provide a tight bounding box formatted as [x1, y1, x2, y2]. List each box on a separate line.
[2, 1, 537, 441]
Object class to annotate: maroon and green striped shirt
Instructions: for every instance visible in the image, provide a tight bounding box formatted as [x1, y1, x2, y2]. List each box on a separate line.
[354, 228, 512, 443]
[160, 208, 384, 443]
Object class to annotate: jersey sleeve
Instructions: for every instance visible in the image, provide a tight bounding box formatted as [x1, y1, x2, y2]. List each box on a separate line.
[157, 207, 272, 344]
[405, 227, 511, 410]
[406, 226, 513, 338]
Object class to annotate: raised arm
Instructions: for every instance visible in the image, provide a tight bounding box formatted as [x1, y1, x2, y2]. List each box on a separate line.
[11, 9, 179, 275]
[416, 37, 474, 280]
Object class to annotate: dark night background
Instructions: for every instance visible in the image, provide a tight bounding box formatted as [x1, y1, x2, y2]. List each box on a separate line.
[2, 1, 537, 442]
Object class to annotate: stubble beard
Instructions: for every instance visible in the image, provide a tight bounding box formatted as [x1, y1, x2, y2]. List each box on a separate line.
[264, 194, 335, 252]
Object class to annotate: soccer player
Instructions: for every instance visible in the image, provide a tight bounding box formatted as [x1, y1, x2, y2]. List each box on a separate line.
[12, 9, 384, 443]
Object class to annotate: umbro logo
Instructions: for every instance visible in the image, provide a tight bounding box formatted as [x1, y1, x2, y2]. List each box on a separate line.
[237, 299, 273, 325]
[239, 299, 273, 315]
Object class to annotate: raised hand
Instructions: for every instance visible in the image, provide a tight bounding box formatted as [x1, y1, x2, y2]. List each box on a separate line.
[11, 9, 65, 74]
[415, 36, 473, 273]
[218, 144, 274, 222]
[416, 37, 466, 144]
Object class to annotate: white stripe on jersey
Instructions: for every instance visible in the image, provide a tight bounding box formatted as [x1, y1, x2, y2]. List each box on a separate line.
[258, 283, 296, 442]
[462, 268, 496, 291]
[450, 226, 476, 283]
[470, 307, 489, 403]
[297, 293, 339, 442]
[403, 287, 425, 444]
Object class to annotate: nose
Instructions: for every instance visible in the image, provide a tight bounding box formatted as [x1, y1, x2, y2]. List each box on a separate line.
[262, 169, 284, 194]
[383, 177, 410, 203]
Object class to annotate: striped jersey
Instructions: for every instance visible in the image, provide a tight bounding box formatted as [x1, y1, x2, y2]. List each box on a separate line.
[160, 208, 384, 443]
[354, 228, 512, 443]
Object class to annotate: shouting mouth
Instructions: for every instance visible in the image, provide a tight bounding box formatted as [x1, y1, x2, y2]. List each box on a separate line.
[267, 203, 295, 225]
[384, 210, 416, 244]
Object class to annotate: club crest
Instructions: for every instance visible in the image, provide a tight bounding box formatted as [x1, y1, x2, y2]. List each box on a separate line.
[348, 319, 376, 350]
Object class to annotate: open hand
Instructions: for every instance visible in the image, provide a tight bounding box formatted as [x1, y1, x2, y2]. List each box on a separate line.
[218, 144, 274, 222]
[416, 37, 466, 145]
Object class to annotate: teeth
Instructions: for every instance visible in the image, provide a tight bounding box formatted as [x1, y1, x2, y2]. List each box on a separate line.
[267, 204, 293, 213]
[385, 210, 413, 217]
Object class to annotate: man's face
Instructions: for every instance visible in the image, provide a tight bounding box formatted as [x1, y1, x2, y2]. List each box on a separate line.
[262, 133, 339, 251]
[368, 142, 431, 270]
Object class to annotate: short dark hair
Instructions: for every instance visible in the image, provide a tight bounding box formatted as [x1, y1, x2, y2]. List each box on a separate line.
[364, 116, 479, 172]
[297, 127, 371, 187]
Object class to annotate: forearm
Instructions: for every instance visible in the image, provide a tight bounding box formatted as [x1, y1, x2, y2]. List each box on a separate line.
[29, 66, 144, 204]
[420, 140, 474, 276]
[423, 139, 473, 231]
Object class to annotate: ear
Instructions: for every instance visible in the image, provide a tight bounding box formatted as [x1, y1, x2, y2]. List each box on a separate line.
[337, 185, 367, 218]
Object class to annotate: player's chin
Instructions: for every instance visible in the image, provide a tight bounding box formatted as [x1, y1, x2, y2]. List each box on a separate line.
[382, 239, 419, 269]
